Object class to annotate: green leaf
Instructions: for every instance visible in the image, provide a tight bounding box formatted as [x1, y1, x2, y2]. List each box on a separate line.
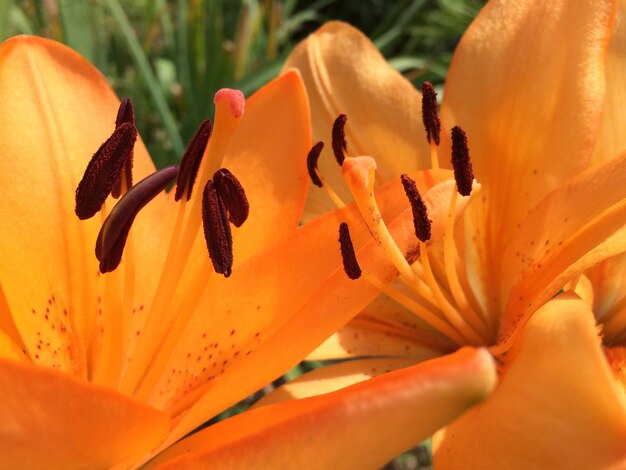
[0, 0, 13, 40]
[105, 0, 184, 156]
[57, 0, 95, 62]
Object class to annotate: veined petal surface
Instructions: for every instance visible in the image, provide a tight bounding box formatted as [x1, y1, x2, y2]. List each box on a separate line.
[442, 0, 615, 290]
[147, 348, 495, 470]
[222, 70, 311, 263]
[284, 21, 429, 219]
[0, 358, 170, 469]
[0, 36, 170, 376]
[592, 0, 626, 164]
[434, 294, 626, 469]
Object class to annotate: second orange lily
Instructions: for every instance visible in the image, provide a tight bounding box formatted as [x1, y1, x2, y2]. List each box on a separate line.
[280, 0, 626, 467]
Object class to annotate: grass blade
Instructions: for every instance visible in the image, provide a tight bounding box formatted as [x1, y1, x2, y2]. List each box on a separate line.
[105, 0, 184, 156]
[57, 0, 95, 61]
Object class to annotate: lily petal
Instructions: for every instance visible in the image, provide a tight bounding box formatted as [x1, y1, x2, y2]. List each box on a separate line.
[587, 249, 626, 318]
[223, 69, 312, 263]
[309, 287, 456, 361]
[140, 169, 451, 412]
[0, 284, 24, 353]
[0, 329, 28, 362]
[592, 0, 626, 164]
[0, 358, 170, 469]
[434, 294, 626, 468]
[309, 313, 447, 361]
[284, 21, 429, 219]
[441, 0, 615, 272]
[153, 191, 435, 449]
[147, 347, 495, 470]
[501, 150, 626, 338]
[252, 357, 420, 408]
[0, 36, 162, 375]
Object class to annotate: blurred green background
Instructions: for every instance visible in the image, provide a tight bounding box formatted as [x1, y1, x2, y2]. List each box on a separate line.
[0, 1, 484, 468]
[0, 0, 484, 168]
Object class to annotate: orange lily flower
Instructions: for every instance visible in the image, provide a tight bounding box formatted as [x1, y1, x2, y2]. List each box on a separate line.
[281, 0, 626, 466]
[0, 35, 497, 468]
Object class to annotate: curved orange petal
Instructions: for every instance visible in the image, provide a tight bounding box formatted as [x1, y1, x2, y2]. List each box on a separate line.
[0, 284, 24, 352]
[0, 357, 170, 469]
[149, 189, 435, 450]
[252, 357, 420, 408]
[592, 0, 626, 164]
[309, 288, 456, 361]
[138, 169, 450, 412]
[587, 249, 626, 318]
[284, 21, 429, 219]
[434, 293, 626, 468]
[223, 70, 312, 263]
[501, 150, 626, 339]
[122, 72, 311, 392]
[309, 316, 446, 361]
[529, 227, 626, 339]
[0, 329, 28, 362]
[0, 36, 160, 376]
[441, 0, 616, 278]
[147, 348, 495, 470]
[134, 73, 312, 370]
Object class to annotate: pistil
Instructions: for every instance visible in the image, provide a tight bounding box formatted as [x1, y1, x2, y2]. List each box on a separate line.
[75, 89, 252, 399]
[342, 157, 437, 306]
[119, 89, 246, 395]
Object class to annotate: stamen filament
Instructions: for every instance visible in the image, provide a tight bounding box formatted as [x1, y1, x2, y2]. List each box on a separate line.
[344, 158, 437, 305]
[430, 140, 439, 170]
[118, 200, 187, 393]
[361, 198, 436, 304]
[121, 206, 135, 378]
[443, 188, 491, 339]
[419, 241, 485, 345]
[133, 258, 212, 402]
[321, 180, 347, 208]
[93, 202, 124, 386]
[121, 93, 244, 394]
[364, 273, 465, 345]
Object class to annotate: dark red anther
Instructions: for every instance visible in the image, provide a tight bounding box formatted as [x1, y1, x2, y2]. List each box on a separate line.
[450, 126, 474, 197]
[332, 114, 348, 166]
[112, 99, 136, 198]
[213, 168, 249, 228]
[175, 118, 213, 201]
[115, 98, 135, 127]
[306, 141, 324, 188]
[339, 222, 362, 280]
[96, 165, 179, 273]
[400, 174, 431, 242]
[202, 181, 234, 277]
[421, 82, 441, 146]
[75, 122, 137, 220]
